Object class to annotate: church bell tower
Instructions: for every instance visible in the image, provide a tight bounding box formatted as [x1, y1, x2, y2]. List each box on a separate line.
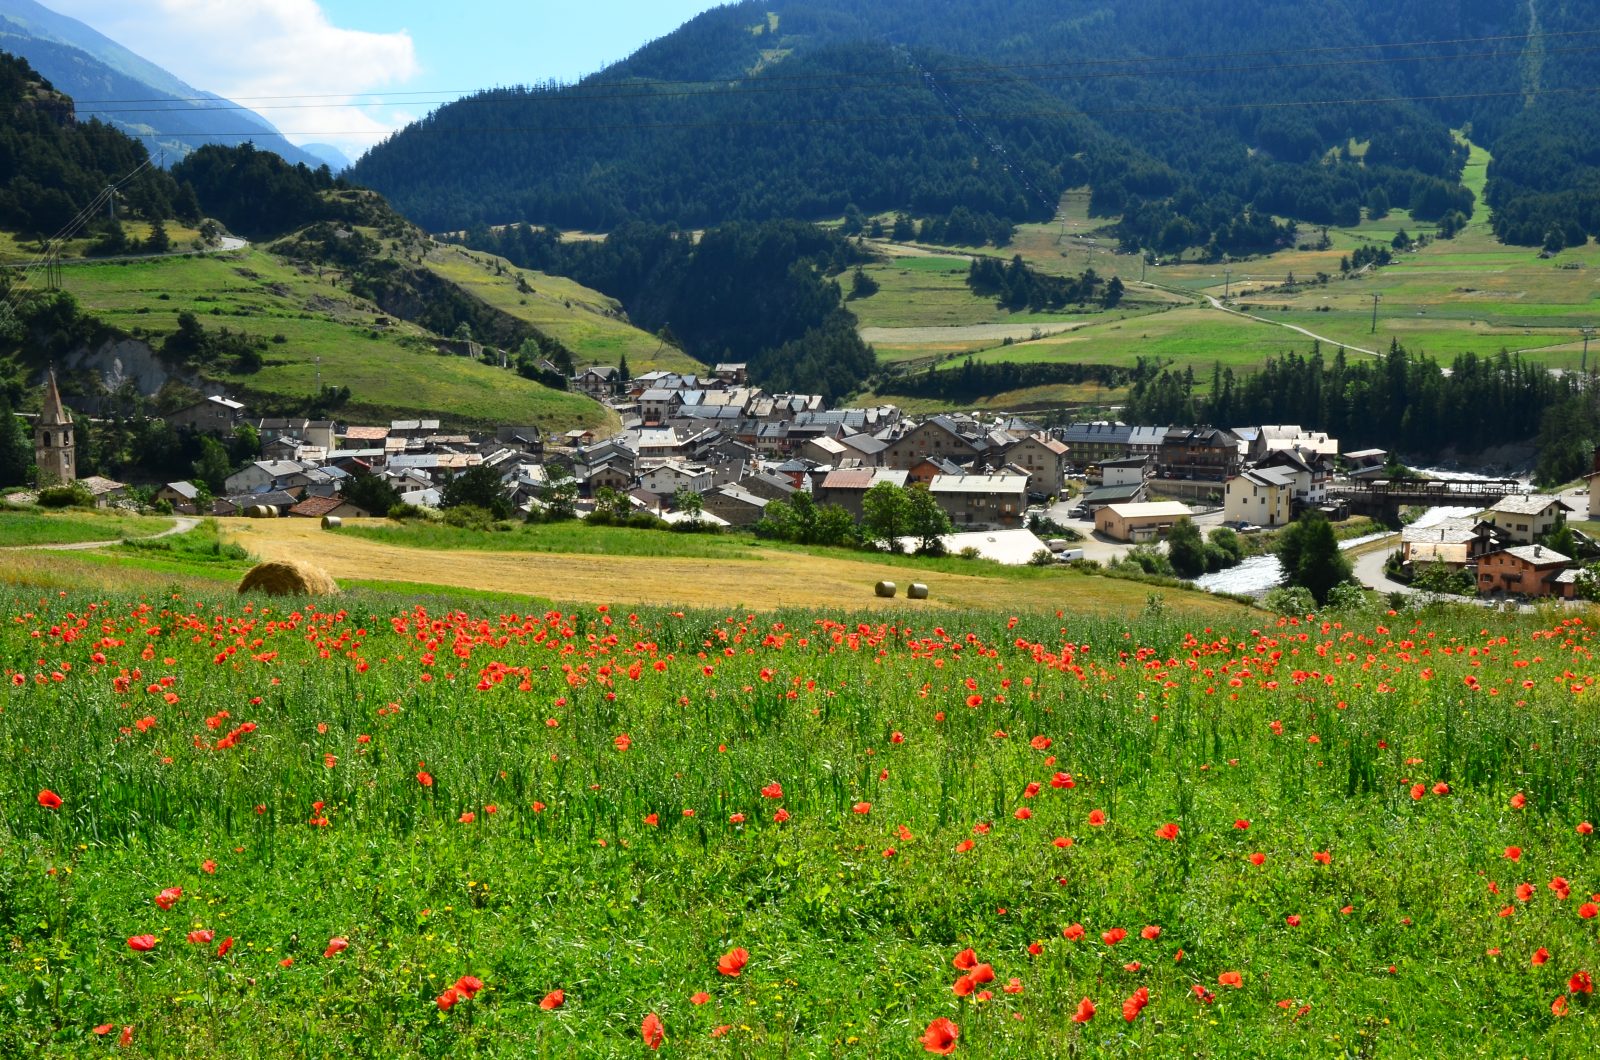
[34, 368, 75, 484]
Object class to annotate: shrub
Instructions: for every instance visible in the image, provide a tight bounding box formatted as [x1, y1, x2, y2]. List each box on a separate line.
[37, 482, 94, 508]
[387, 503, 429, 521]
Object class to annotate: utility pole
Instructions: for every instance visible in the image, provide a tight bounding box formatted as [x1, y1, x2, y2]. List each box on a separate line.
[106, 186, 116, 222]
[1224, 268, 1232, 299]
[315, 355, 322, 395]
[1370, 293, 1381, 334]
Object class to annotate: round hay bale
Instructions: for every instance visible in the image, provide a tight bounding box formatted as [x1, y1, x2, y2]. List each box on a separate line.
[874, 580, 897, 598]
[238, 560, 339, 597]
[907, 583, 929, 600]
[321, 515, 343, 530]
[249, 505, 276, 519]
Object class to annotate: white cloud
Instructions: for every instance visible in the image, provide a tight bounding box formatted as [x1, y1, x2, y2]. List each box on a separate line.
[45, 1, 420, 159]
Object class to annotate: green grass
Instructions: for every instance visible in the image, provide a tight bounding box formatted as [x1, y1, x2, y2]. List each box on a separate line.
[344, 519, 764, 560]
[1, 587, 1598, 1055]
[419, 244, 702, 374]
[0, 508, 171, 546]
[51, 250, 614, 433]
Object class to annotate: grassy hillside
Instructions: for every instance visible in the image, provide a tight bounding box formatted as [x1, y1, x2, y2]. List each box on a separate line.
[52, 248, 615, 433]
[417, 242, 701, 374]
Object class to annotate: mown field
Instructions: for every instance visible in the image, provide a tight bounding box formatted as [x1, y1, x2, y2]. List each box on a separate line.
[52, 249, 612, 434]
[0, 508, 172, 546]
[2, 579, 1599, 1056]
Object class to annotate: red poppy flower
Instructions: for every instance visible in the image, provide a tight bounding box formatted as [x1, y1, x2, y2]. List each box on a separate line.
[93, 1025, 113, 1036]
[952, 974, 976, 997]
[539, 989, 565, 1010]
[1014, 807, 1033, 820]
[1249, 852, 1266, 866]
[1580, 821, 1595, 836]
[761, 782, 783, 799]
[1192, 984, 1215, 1004]
[954, 839, 974, 853]
[853, 802, 871, 815]
[1517, 883, 1536, 902]
[613, 733, 632, 752]
[1510, 792, 1527, 809]
[773, 808, 790, 824]
[965, 694, 983, 708]
[324, 937, 349, 958]
[36, 789, 62, 809]
[1410, 783, 1426, 801]
[1140, 925, 1162, 940]
[1088, 809, 1106, 826]
[1155, 823, 1179, 841]
[154, 887, 183, 910]
[1504, 846, 1522, 862]
[1532, 948, 1551, 966]
[119, 1027, 133, 1048]
[1234, 819, 1250, 830]
[1285, 915, 1301, 927]
[1218, 971, 1243, 988]
[454, 975, 483, 998]
[1313, 851, 1331, 865]
[127, 935, 157, 951]
[437, 988, 460, 1011]
[186, 929, 214, 944]
[953, 947, 978, 971]
[1432, 782, 1450, 796]
[1072, 997, 1095, 1023]
[919, 1016, 959, 1055]
[1552, 995, 1570, 1017]
[416, 771, 433, 787]
[1050, 772, 1075, 789]
[1004, 977, 1024, 994]
[1030, 735, 1052, 750]
[1122, 986, 1150, 1022]
[1053, 836, 1073, 848]
[642, 1012, 665, 1051]
[970, 962, 995, 985]
[1570, 971, 1594, 995]
[201, 860, 217, 875]
[280, 957, 293, 967]
[217, 937, 234, 957]
[1102, 928, 1128, 946]
[1063, 923, 1085, 940]
[690, 991, 710, 1005]
[717, 947, 749, 977]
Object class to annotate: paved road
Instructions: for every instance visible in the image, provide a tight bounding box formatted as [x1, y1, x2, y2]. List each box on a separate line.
[2, 516, 199, 552]
[1040, 499, 1225, 564]
[1350, 534, 1411, 595]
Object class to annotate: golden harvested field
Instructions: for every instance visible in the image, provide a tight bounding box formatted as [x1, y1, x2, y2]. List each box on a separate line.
[219, 518, 1246, 618]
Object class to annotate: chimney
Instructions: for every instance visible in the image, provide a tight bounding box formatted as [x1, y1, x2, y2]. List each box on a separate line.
[1535, 545, 1542, 558]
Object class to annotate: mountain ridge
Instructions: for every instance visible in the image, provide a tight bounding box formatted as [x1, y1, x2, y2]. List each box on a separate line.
[0, 0, 328, 170]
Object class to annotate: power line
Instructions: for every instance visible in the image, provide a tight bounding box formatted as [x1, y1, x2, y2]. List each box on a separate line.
[72, 41, 1600, 116]
[66, 25, 1600, 106]
[97, 84, 1600, 139]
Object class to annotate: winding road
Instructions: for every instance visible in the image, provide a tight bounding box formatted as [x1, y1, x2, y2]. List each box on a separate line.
[2, 516, 199, 552]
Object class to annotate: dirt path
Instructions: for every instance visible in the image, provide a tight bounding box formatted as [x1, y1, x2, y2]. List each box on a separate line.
[220, 518, 1244, 617]
[861, 321, 1090, 345]
[2, 516, 197, 552]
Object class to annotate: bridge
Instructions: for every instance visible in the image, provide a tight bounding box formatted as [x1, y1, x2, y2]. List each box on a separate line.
[1327, 478, 1526, 519]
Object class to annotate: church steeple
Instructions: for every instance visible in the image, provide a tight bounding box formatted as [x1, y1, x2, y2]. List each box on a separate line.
[34, 368, 75, 484]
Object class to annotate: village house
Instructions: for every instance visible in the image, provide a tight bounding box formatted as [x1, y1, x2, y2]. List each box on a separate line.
[338, 425, 390, 450]
[1003, 433, 1070, 499]
[814, 468, 910, 519]
[1058, 422, 1133, 469]
[1256, 446, 1335, 507]
[1159, 426, 1241, 481]
[1481, 494, 1571, 545]
[928, 473, 1028, 529]
[638, 461, 713, 498]
[712, 362, 749, 385]
[153, 481, 202, 513]
[884, 416, 982, 470]
[224, 460, 309, 496]
[702, 483, 770, 526]
[256, 418, 307, 445]
[1224, 467, 1296, 528]
[739, 470, 800, 503]
[288, 495, 370, 520]
[167, 395, 247, 436]
[1099, 455, 1153, 489]
[1080, 481, 1149, 512]
[1095, 501, 1192, 543]
[1343, 449, 1388, 480]
[798, 436, 850, 466]
[573, 365, 619, 398]
[1400, 518, 1501, 570]
[1477, 544, 1574, 599]
[1126, 425, 1169, 461]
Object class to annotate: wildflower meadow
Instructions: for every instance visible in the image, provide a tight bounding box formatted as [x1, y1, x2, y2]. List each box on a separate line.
[3, 590, 1600, 1055]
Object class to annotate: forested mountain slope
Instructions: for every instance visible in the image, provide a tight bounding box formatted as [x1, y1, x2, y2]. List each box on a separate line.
[350, 0, 1600, 251]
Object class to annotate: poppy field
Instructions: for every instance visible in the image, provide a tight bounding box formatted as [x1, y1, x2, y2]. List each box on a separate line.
[3, 590, 1600, 1056]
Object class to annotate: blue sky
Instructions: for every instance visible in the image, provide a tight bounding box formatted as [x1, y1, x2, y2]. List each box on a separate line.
[44, 1, 727, 159]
